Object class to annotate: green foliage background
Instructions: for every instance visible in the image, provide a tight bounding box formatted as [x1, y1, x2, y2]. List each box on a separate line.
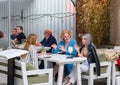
[76, 0, 110, 47]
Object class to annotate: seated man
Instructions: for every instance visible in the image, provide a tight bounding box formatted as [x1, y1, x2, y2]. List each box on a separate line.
[0, 31, 9, 50]
[11, 28, 18, 40]
[13, 26, 26, 44]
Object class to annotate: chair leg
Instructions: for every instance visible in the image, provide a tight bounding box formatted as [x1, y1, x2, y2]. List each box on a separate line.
[112, 62, 116, 85]
[107, 62, 111, 85]
[107, 76, 111, 85]
[88, 78, 93, 85]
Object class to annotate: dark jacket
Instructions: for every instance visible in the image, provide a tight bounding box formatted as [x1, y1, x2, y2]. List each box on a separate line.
[11, 35, 17, 40]
[17, 32, 26, 44]
[40, 35, 57, 52]
[80, 44, 100, 76]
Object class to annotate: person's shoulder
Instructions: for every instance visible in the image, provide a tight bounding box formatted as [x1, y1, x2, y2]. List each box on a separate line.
[29, 45, 37, 50]
[70, 39, 76, 43]
[30, 45, 36, 48]
[19, 32, 25, 35]
[59, 40, 64, 44]
[89, 43, 97, 51]
[0, 38, 8, 41]
[49, 35, 55, 39]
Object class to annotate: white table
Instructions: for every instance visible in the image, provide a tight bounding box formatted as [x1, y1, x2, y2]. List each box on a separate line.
[0, 49, 28, 85]
[38, 54, 87, 85]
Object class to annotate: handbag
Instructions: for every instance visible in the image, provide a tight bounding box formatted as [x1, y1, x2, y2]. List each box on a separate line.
[104, 49, 119, 61]
[117, 58, 120, 68]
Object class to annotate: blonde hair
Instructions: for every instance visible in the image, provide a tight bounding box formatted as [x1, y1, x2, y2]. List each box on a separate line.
[44, 29, 52, 35]
[21, 34, 37, 58]
[60, 30, 71, 41]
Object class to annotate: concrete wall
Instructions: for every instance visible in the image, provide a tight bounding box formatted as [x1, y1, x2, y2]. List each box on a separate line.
[110, 0, 120, 44]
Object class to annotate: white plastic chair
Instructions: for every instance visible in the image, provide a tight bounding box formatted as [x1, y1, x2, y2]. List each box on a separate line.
[0, 57, 53, 85]
[112, 46, 120, 85]
[82, 61, 111, 85]
[81, 50, 112, 85]
[111, 61, 120, 85]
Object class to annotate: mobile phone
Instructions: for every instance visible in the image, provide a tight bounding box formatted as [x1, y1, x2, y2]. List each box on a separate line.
[44, 56, 51, 58]
[66, 57, 73, 59]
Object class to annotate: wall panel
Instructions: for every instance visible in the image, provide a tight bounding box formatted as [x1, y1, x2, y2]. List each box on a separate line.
[0, 0, 76, 43]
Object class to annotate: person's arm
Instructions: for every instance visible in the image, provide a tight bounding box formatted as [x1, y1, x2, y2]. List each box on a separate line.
[30, 46, 38, 69]
[49, 36, 57, 45]
[41, 36, 57, 47]
[51, 42, 62, 53]
[91, 45, 100, 76]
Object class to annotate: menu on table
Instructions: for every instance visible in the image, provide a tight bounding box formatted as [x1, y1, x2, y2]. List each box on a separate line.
[0, 49, 28, 59]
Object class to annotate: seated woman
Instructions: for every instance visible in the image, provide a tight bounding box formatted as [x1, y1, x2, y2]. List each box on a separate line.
[20, 34, 38, 69]
[63, 33, 100, 85]
[51, 30, 77, 77]
[40, 29, 57, 52]
[39, 29, 57, 69]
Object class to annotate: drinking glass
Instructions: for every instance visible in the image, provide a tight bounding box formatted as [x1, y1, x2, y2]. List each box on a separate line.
[68, 46, 73, 57]
[21, 39, 26, 44]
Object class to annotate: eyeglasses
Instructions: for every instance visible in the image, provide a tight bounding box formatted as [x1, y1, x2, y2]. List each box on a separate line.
[64, 35, 70, 38]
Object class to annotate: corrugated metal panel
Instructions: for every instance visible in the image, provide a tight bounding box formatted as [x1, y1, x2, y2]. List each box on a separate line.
[0, 1, 8, 38]
[0, 0, 76, 43]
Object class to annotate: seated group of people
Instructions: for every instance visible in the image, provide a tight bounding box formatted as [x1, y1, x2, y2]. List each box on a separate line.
[0, 26, 100, 85]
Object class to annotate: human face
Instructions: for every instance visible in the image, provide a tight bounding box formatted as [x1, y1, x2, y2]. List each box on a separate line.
[63, 33, 70, 42]
[12, 30, 17, 35]
[44, 32, 50, 38]
[82, 37, 87, 45]
[16, 27, 22, 34]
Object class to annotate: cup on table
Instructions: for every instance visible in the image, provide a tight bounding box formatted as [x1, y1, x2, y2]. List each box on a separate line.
[21, 39, 26, 44]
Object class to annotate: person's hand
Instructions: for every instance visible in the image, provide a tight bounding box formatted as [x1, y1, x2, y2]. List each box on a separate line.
[59, 46, 66, 52]
[36, 42, 42, 46]
[78, 53, 83, 57]
[51, 44, 57, 49]
[15, 45, 18, 48]
[13, 38, 18, 44]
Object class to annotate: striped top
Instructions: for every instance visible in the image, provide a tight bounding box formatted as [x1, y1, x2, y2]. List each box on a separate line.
[20, 45, 38, 69]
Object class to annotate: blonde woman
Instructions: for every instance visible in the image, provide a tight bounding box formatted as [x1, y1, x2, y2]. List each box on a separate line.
[20, 34, 38, 69]
[52, 30, 77, 77]
[63, 33, 100, 85]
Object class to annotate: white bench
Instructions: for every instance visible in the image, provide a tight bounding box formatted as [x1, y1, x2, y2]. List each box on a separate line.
[0, 57, 53, 85]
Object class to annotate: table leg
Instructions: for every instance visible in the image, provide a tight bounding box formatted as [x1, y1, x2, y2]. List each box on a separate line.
[57, 64, 64, 85]
[44, 60, 48, 69]
[76, 63, 82, 85]
[7, 58, 15, 85]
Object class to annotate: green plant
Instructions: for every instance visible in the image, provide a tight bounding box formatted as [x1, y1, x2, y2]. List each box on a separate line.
[76, 0, 110, 47]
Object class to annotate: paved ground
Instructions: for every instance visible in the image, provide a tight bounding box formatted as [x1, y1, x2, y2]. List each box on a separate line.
[53, 79, 107, 85]
[0, 79, 107, 85]
[82, 79, 106, 85]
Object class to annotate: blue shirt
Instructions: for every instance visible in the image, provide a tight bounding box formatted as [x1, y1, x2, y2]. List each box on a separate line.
[52, 39, 77, 57]
[52, 39, 77, 76]
[11, 35, 17, 40]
